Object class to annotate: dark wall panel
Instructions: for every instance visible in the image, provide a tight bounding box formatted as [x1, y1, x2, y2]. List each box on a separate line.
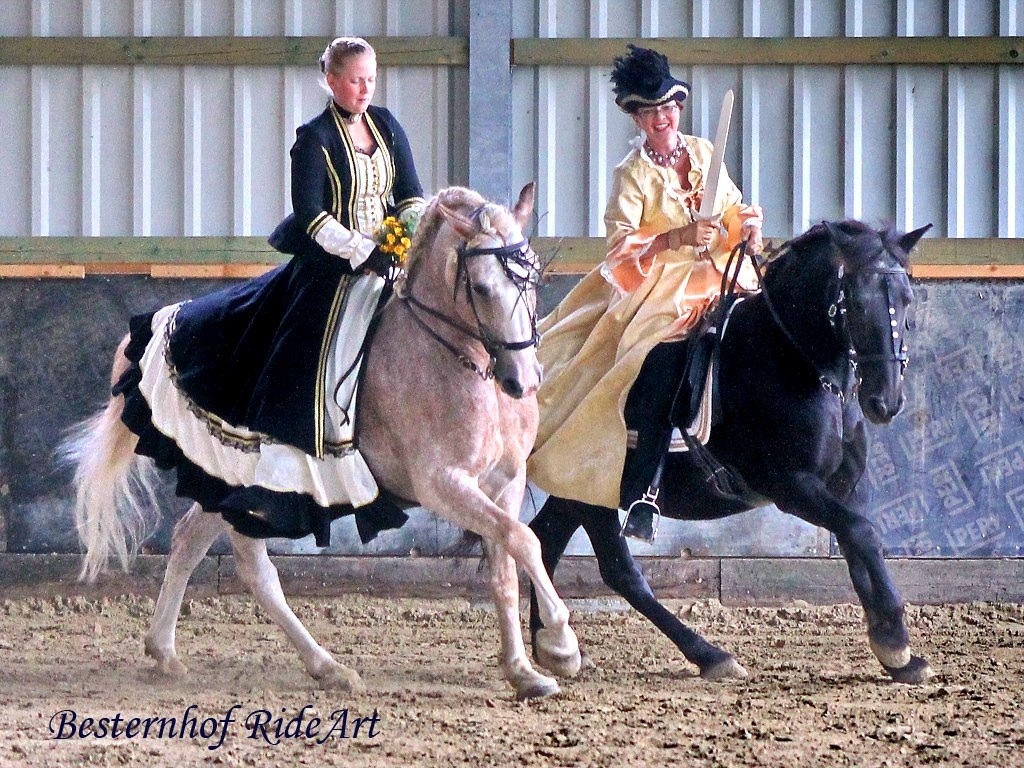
[1, 276, 1021, 559]
[864, 281, 1024, 557]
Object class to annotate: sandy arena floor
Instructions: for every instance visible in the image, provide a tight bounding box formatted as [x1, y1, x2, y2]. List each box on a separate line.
[1, 593, 1022, 767]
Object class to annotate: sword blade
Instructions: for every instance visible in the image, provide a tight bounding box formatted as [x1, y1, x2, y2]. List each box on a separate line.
[697, 89, 734, 220]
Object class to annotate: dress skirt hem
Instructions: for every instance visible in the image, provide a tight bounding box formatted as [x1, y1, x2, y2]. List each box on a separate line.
[115, 306, 408, 546]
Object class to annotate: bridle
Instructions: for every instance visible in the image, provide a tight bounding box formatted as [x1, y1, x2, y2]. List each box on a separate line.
[400, 229, 541, 381]
[838, 263, 911, 378]
[748, 236, 911, 403]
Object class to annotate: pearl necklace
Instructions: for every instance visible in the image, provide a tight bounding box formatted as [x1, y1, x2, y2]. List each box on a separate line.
[644, 139, 684, 167]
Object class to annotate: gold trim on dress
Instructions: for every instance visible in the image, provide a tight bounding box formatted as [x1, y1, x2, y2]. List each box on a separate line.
[319, 145, 342, 224]
[330, 102, 360, 225]
[162, 305, 263, 453]
[396, 197, 426, 215]
[314, 275, 352, 459]
[307, 210, 330, 239]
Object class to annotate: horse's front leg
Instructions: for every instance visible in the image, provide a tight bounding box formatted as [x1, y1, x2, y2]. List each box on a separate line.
[579, 505, 747, 681]
[418, 468, 580, 699]
[482, 539, 558, 700]
[227, 531, 363, 691]
[527, 495, 590, 675]
[773, 474, 934, 684]
[145, 503, 228, 676]
[493, 474, 582, 682]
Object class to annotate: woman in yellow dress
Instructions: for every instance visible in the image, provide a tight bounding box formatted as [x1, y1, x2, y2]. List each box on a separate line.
[528, 45, 765, 535]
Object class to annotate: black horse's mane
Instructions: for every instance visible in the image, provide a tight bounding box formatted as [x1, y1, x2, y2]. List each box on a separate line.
[762, 220, 909, 286]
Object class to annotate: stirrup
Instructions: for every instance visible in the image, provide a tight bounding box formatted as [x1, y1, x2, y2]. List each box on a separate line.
[620, 487, 661, 542]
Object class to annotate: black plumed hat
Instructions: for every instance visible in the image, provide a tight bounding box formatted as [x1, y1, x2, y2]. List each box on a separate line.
[610, 44, 690, 113]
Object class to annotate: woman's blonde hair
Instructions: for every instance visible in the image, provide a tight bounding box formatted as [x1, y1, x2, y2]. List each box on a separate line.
[319, 36, 375, 76]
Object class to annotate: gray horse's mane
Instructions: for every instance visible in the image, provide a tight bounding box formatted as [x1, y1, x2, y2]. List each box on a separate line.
[404, 186, 517, 274]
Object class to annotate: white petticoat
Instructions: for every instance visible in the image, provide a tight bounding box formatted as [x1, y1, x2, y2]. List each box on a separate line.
[137, 274, 384, 509]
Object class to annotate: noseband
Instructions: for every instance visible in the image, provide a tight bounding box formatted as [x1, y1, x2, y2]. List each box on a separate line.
[401, 232, 540, 380]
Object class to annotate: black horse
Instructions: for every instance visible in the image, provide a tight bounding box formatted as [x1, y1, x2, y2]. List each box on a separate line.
[528, 219, 934, 685]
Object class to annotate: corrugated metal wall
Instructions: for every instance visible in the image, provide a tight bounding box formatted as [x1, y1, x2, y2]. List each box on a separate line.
[0, 0, 463, 237]
[1, 1, 1021, 240]
[511, 0, 1023, 239]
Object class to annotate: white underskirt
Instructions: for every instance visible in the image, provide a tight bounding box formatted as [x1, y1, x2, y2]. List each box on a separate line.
[136, 274, 384, 509]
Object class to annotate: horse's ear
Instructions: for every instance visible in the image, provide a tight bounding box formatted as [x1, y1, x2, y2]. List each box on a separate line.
[513, 182, 536, 230]
[898, 223, 932, 253]
[437, 203, 478, 241]
[822, 220, 857, 255]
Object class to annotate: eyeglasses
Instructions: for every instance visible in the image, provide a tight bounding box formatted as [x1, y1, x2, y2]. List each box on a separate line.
[636, 102, 680, 119]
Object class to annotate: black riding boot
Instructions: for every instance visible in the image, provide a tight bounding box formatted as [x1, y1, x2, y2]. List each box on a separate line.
[619, 340, 689, 541]
[619, 428, 670, 540]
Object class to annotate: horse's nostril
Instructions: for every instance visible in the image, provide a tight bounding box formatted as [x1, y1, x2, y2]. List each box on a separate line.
[502, 378, 525, 399]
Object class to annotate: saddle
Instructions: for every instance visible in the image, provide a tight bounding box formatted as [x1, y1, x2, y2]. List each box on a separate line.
[672, 292, 745, 438]
[620, 247, 763, 540]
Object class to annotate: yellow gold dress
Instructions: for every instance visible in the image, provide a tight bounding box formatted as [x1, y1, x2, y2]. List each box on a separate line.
[528, 133, 763, 509]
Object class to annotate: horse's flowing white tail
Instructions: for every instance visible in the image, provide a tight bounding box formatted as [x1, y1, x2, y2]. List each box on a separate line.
[58, 340, 161, 582]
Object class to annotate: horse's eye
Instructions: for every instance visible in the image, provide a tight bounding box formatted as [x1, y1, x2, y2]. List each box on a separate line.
[472, 283, 492, 299]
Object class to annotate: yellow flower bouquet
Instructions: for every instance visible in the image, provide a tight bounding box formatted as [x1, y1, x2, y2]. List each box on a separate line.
[375, 216, 412, 269]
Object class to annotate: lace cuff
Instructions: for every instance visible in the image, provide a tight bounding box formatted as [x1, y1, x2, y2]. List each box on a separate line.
[313, 217, 376, 268]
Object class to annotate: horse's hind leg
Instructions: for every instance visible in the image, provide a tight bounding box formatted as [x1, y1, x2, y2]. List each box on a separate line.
[144, 503, 228, 676]
[580, 505, 747, 681]
[482, 540, 559, 700]
[227, 530, 363, 692]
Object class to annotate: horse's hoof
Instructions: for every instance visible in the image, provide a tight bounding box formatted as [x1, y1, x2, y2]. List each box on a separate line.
[701, 657, 749, 682]
[884, 655, 935, 685]
[580, 650, 596, 671]
[515, 674, 560, 701]
[144, 637, 188, 677]
[157, 656, 189, 677]
[533, 626, 583, 678]
[313, 664, 364, 693]
[533, 644, 583, 678]
[870, 638, 912, 670]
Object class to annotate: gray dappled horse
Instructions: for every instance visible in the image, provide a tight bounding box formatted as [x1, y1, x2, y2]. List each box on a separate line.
[529, 220, 934, 685]
[64, 184, 581, 701]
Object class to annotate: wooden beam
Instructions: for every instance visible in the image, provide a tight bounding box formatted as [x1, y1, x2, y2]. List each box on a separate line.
[219, 554, 719, 600]
[910, 237, 1024, 265]
[513, 36, 1024, 67]
[0, 236, 1021, 278]
[3, 35, 1017, 69]
[0, 36, 469, 67]
[0, 265, 85, 278]
[0, 236, 284, 264]
[1, 552, 1022, 604]
[0, 554, 219, 600]
[149, 264, 277, 279]
[913, 265, 1024, 279]
[721, 557, 1024, 606]
[533, 236, 1024, 276]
